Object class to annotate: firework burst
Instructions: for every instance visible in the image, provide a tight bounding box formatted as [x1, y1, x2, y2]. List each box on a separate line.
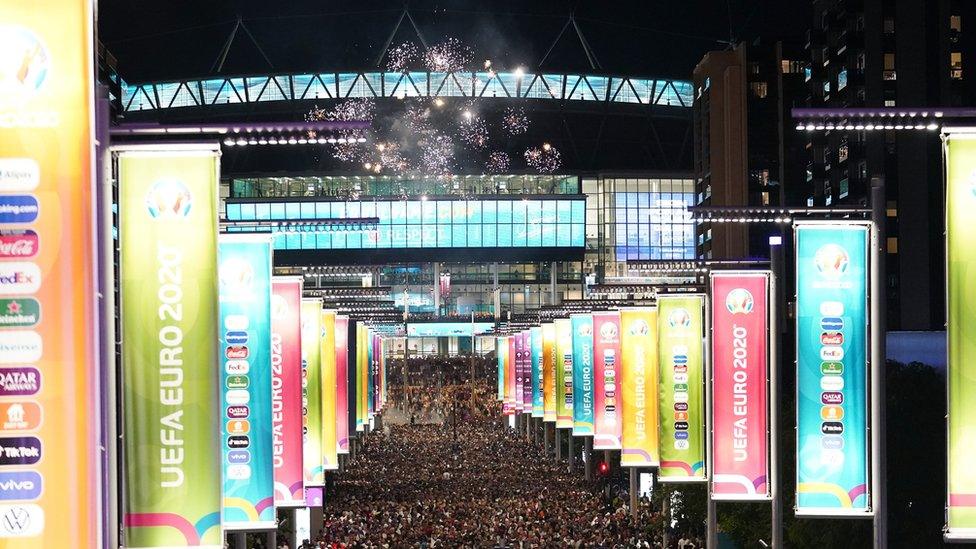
[485, 151, 511, 173]
[425, 38, 474, 72]
[386, 42, 420, 73]
[502, 107, 529, 135]
[524, 143, 562, 174]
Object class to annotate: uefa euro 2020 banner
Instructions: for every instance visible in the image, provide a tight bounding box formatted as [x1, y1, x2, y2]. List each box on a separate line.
[218, 235, 276, 529]
[514, 331, 525, 412]
[554, 318, 574, 429]
[301, 298, 324, 486]
[497, 337, 506, 402]
[271, 277, 305, 507]
[119, 147, 223, 547]
[657, 296, 706, 482]
[1, 1, 99, 546]
[335, 315, 350, 454]
[542, 323, 557, 422]
[531, 326, 544, 418]
[571, 314, 595, 436]
[945, 133, 976, 540]
[620, 308, 660, 467]
[711, 272, 770, 500]
[795, 223, 870, 516]
[592, 312, 622, 450]
[521, 331, 533, 412]
[320, 311, 338, 471]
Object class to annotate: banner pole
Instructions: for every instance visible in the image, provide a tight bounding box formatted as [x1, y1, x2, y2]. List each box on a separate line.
[870, 176, 888, 548]
[705, 292, 717, 548]
[769, 255, 783, 547]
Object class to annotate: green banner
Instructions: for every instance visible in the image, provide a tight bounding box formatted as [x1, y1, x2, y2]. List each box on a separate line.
[119, 148, 222, 548]
[947, 134, 976, 539]
[657, 296, 706, 482]
[301, 299, 324, 486]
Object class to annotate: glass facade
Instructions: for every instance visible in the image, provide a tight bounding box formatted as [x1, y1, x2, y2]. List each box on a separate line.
[610, 178, 696, 260]
[229, 174, 579, 199]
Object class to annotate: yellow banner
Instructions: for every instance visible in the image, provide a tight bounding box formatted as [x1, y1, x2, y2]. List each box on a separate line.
[554, 319, 574, 429]
[320, 311, 338, 470]
[620, 308, 660, 467]
[542, 324, 557, 422]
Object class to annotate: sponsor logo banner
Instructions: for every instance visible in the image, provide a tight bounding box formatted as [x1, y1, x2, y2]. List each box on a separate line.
[335, 315, 350, 454]
[795, 224, 870, 516]
[542, 324, 557, 422]
[658, 296, 706, 482]
[711, 273, 770, 499]
[592, 312, 622, 450]
[530, 327, 544, 418]
[320, 311, 338, 471]
[0, 229, 38, 258]
[218, 236, 275, 529]
[120, 150, 223, 547]
[301, 299, 324, 485]
[571, 314, 594, 435]
[554, 319, 574, 429]
[620, 308, 659, 467]
[0, 298, 40, 327]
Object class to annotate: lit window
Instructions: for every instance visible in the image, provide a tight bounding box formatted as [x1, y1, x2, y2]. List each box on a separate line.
[750, 81, 768, 98]
[838, 69, 848, 90]
[887, 237, 898, 254]
[952, 52, 963, 80]
[951, 15, 962, 33]
[762, 192, 770, 205]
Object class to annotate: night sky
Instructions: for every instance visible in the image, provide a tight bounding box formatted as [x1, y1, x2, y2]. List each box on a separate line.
[98, 0, 812, 83]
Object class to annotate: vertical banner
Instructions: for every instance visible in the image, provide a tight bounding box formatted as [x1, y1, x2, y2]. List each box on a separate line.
[514, 331, 525, 412]
[496, 337, 505, 401]
[507, 336, 517, 415]
[593, 312, 622, 450]
[657, 295, 706, 482]
[946, 134, 976, 539]
[218, 236, 276, 529]
[300, 299, 324, 486]
[530, 327, 544, 418]
[499, 337, 513, 415]
[521, 331, 533, 413]
[571, 314, 595, 436]
[1, 1, 98, 546]
[542, 323, 557, 422]
[335, 316, 350, 454]
[711, 273, 770, 500]
[356, 323, 366, 432]
[795, 223, 870, 515]
[620, 308, 660, 467]
[119, 148, 222, 547]
[320, 311, 338, 471]
[271, 277, 305, 507]
[554, 318, 574, 429]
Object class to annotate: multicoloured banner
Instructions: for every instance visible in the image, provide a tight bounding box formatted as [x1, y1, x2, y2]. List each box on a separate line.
[119, 148, 222, 547]
[335, 315, 350, 454]
[497, 337, 506, 401]
[711, 272, 770, 500]
[499, 336, 513, 415]
[620, 308, 659, 467]
[592, 312, 622, 450]
[530, 327, 544, 418]
[554, 319, 574, 429]
[946, 133, 976, 538]
[507, 336, 516, 415]
[521, 331, 533, 413]
[356, 323, 366, 431]
[301, 299, 324, 486]
[795, 224, 870, 515]
[321, 311, 338, 471]
[218, 235, 276, 529]
[0, 1, 98, 545]
[542, 324, 557, 422]
[571, 314, 595, 436]
[657, 296, 706, 482]
[271, 277, 305, 507]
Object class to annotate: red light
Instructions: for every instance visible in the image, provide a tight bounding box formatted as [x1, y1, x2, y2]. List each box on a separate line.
[598, 461, 609, 475]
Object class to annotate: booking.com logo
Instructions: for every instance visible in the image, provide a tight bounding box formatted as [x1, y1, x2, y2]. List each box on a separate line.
[725, 288, 754, 315]
[814, 244, 849, 278]
[0, 26, 50, 103]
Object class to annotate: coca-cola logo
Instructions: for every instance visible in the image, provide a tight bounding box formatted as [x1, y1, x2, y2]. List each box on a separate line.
[0, 231, 37, 258]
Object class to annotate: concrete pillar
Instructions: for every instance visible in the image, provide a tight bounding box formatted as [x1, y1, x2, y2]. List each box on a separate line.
[230, 532, 246, 549]
[584, 436, 593, 480]
[568, 433, 575, 473]
[555, 428, 562, 462]
[550, 262, 558, 305]
[310, 504, 324, 543]
[630, 468, 638, 519]
[433, 262, 441, 313]
[544, 422, 552, 454]
[266, 530, 276, 549]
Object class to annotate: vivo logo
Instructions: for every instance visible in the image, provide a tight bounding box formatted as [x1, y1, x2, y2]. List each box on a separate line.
[0, 471, 41, 500]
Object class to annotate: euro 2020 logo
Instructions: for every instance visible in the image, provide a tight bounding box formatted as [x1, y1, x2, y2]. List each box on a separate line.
[0, 26, 50, 104]
[271, 294, 288, 320]
[725, 288, 754, 315]
[668, 308, 692, 329]
[814, 244, 849, 278]
[145, 179, 192, 219]
[599, 321, 618, 342]
[576, 321, 592, 337]
[219, 258, 255, 296]
[628, 319, 649, 336]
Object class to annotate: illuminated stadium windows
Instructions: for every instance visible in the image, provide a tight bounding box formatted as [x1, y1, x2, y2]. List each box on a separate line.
[604, 177, 696, 261]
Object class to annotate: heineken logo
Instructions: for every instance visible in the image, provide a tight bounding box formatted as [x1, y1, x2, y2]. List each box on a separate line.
[0, 299, 38, 327]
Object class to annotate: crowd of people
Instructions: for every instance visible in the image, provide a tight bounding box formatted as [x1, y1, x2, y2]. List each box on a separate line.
[293, 377, 668, 548]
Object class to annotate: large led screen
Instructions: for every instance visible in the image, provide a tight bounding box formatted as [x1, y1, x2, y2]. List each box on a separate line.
[225, 197, 586, 251]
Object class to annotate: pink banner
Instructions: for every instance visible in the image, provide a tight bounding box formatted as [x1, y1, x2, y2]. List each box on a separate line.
[271, 277, 305, 506]
[372, 333, 381, 416]
[514, 334, 525, 412]
[335, 316, 350, 453]
[593, 312, 622, 450]
[711, 272, 770, 500]
[521, 331, 533, 412]
[508, 336, 518, 412]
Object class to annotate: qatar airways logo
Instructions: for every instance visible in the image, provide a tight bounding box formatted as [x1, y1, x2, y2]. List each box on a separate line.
[0, 231, 38, 258]
[725, 288, 754, 315]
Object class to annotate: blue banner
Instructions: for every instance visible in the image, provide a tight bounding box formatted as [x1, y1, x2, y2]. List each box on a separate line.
[571, 314, 595, 435]
[218, 235, 276, 529]
[531, 327, 544, 417]
[795, 224, 870, 516]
